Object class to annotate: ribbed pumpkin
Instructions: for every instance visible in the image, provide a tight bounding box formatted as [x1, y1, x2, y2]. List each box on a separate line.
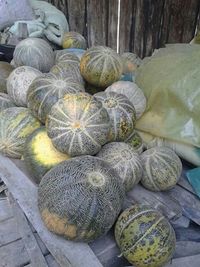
[97, 142, 143, 192]
[55, 51, 80, 65]
[62, 31, 87, 49]
[0, 93, 16, 112]
[38, 155, 125, 242]
[141, 147, 182, 191]
[80, 46, 122, 87]
[121, 52, 142, 74]
[125, 131, 144, 154]
[0, 62, 13, 93]
[46, 93, 110, 156]
[115, 204, 176, 267]
[24, 127, 70, 184]
[0, 107, 41, 158]
[105, 81, 146, 119]
[13, 38, 55, 72]
[7, 66, 41, 107]
[27, 73, 84, 124]
[94, 91, 136, 141]
[55, 48, 85, 60]
[50, 62, 84, 85]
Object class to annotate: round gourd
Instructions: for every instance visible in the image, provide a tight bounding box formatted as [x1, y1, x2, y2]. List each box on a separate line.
[80, 46, 123, 87]
[24, 127, 70, 184]
[7, 66, 41, 107]
[50, 62, 84, 85]
[0, 107, 41, 158]
[121, 52, 142, 74]
[115, 204, 176, 267]
[97, 142, 142, 192]
[125, 131, 144, 154]
[0, 62, 13, 93]
[13, 38, 55, 72]
[55, 48, 85, 60]
[94, 91, 136, 141]
[62, 31, 87, 49]
[27, 73, 84, 124]
[0, 93, 16, 112]
[106, 81, 146, 119]
[47, 93, 110, 156]
[55, 51, 80, 65]
[141, 147, 182, 191]
[38, 155, 125, 242]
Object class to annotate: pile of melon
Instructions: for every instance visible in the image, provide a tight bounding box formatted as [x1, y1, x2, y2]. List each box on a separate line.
[0, 32, 182, 267]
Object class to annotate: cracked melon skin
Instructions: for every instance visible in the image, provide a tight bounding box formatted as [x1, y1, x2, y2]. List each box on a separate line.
[46, 92, 110, 157]
[97, 142, 143, 192]
[80, 46, 122, 87]
[94, 91, 136, 142]
[38, 155, 125, 242]
[24, 127, 70, 184]
[141, 147, 182, 191]
[0, 107, 41, 158]
[115, 204, 176, 267]
[0, 93, 16, 112]
[27, 72, 84, 124]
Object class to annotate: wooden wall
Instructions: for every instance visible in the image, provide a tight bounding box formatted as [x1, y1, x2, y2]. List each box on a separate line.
[46, 0, 200, 57]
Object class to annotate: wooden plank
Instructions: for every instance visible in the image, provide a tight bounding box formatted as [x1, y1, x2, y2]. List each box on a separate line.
[67, 0, 87, 37]
[0, 217, 21, 246]
[0, 238, 30, 267]
[34, 233, 50, 256]
[8, 193, 49, 267]
[165, 254, 200, 267]
[0, 198, 13, 222]
[0, 155, 103, 267]
[107, 0, 118, 51]
[46, 0, 68, 16]
[87, 0, 108, 47]
[160, 0, 199, 45]
[125, 184, 182, 221]
[45, 254, 61, 267]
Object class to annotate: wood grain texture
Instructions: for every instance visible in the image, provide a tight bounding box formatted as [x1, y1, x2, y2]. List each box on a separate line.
[107, 0, 118, 52]
[46, 0, 68, 16]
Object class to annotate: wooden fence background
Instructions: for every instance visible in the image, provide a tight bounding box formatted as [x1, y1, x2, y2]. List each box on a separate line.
[47, 0, 200, 58]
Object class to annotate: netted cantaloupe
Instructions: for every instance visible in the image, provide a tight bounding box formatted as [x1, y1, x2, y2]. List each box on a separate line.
[141, 146, 182, 191]
[55, 48, 85, 60]
[55, 51, 80, 65]
[62, 31, 87, 49]
[115, 204, 176, 267]
[0, 93, 16, 112]
[125, 131, 144, 154]
[80, 46, 122, 87]
[13, 38, 55, 72]
[105, 81, 146, 119]
[24, 127, 70, 184]
[27, 73, 84, 124]
[38, 155, 125, 242]
[47, 93, 110, 156]
[97, 142, 143, 192]
[0, 107, 41, 158]
[7, 66, 41, 107]
[0, 62, 13, 93]
[94, 91, 136, 141]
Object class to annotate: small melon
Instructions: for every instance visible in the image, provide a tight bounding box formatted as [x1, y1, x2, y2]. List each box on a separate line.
[97, 142, 143, 192]
[55, 48, 85, 60]
[62, 31, 87, 49]
[115, 204, 176, 267]
[121, 52, 142, 74]
[24, 127, 70, 184]
[55, 51, 80, 65]
[141, 146, 182, 191]
[0, 62, 13, 93]
[7, 66, 41, 107]
[38, 155, 125, 242]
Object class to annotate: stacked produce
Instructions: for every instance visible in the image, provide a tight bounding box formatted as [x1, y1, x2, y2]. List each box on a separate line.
[0, 32, 184, 267]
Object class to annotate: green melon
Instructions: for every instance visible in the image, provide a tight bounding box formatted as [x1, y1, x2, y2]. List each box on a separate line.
[46, 92, 110, 156]
[24, 127, 70, 184]
[94, 91, 136, 141]
[97, 142, 143, 192]
[105, 81, 146, 119]
[27, 73, 84, 124]
[115, 204, 176, 267]
[13, 38, 55, 72]
[55, 50, 80, 65]
[0, 107, 41, 158]
[141, 146, 182, 191]
[62, 31, 87, 49]
[0, 62, 13, 93]
[7, 66, 41, 107]
[125, 131, 144, 154]
[38, 155, 125, 242]
[80, 46, 122, 87]
[0, 93, 16, 112]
